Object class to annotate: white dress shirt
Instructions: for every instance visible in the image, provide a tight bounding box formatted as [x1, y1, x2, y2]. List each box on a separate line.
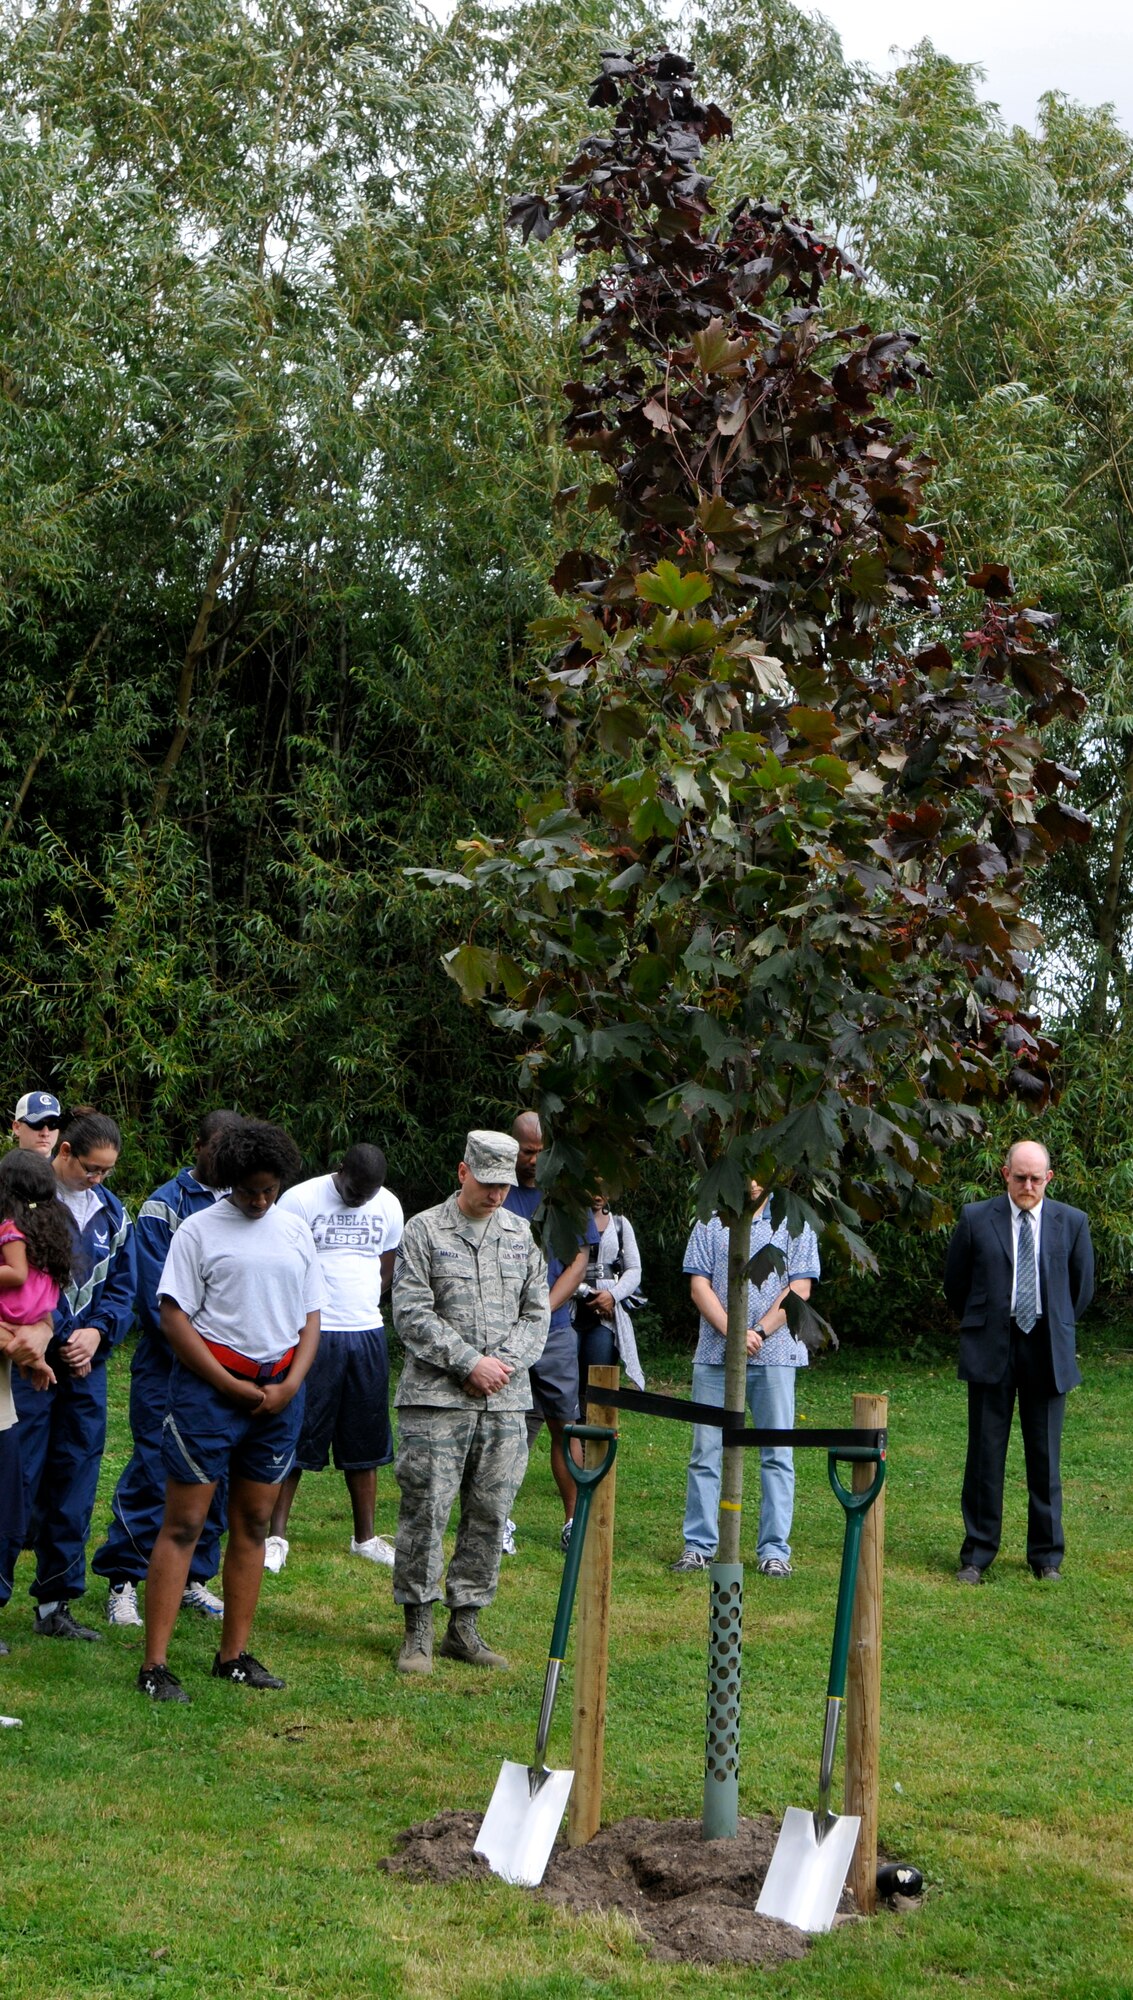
[1009, 1196, 1044, 1318]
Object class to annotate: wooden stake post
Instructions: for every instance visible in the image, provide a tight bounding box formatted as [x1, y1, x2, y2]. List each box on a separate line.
[845, 1390, 888, 1915]
[568, 1364, 619, 1847]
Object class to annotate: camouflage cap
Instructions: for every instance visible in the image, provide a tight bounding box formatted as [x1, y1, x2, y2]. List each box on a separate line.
[463, 1129, 519, 1185]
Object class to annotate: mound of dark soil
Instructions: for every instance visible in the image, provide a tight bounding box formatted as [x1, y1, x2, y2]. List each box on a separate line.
[382, 1810, 856, 1966]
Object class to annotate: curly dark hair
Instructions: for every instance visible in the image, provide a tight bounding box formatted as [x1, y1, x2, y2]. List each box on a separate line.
[209, 1118, 302, 1191]
[0, 1150, 78, 1290]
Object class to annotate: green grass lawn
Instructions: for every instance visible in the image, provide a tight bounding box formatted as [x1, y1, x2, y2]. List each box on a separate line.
[3, 1340, 1132, 2000]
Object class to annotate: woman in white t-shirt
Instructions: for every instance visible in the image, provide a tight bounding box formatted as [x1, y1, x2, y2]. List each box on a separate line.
[136, 1120, 323, 1704]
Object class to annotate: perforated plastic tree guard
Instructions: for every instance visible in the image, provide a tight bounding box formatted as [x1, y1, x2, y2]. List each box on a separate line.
[702, 1560, 743, 1838]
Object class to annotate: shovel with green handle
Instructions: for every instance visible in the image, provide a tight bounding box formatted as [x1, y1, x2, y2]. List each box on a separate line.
[474, 1422, 618, 1887]
[756, 1443, 887, 1933]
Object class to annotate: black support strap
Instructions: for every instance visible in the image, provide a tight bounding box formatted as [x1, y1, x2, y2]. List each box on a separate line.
[582, 1382, 886, 1454]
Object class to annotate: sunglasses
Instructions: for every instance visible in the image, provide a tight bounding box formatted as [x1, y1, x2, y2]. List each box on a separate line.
[23, 1118, 61, 1131]
[590, 1201, 611, 1214]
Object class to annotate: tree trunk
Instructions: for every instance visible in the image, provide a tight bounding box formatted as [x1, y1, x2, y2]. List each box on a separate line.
[147, 491, 243, 825]
[1087, 742, 1133, 1032]
[717, 1196, 755, 1563]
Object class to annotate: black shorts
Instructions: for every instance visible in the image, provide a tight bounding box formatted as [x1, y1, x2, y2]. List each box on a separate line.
[528, 1320, 580, 1423]
[295, 1326, 393, 1473]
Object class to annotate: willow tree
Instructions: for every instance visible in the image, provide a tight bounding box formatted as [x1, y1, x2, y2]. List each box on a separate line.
[427, 48, 1090, 1833]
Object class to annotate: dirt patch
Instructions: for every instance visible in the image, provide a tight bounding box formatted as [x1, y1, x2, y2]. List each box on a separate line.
[382, 1810, 855, 1966]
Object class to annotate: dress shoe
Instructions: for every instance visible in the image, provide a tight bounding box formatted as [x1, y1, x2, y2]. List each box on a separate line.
[1032, 1564, 1062, 1580]
[955, 1564, 984, 1584]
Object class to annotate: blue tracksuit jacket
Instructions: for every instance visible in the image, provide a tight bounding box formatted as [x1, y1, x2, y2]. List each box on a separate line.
[91, 1169, 228, 1586]
[1, 1186, 134, 1605]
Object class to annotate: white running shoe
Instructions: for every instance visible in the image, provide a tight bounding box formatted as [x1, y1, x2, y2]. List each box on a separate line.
[263, 1536, 289, 1574]
[501, 1518, 517, 1557]
[107, 1581, 143, 1627]
[181, 1581, 224, 1617]
[350, 1535, 396, 1567]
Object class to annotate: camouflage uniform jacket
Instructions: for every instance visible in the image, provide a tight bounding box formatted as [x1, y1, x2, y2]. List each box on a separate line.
[392, 1195, 548, 1411]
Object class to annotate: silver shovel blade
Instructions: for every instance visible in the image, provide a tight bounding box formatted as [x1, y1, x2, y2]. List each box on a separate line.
[755, 1805, 861, 1933]
[473, 1760, 575, 1887]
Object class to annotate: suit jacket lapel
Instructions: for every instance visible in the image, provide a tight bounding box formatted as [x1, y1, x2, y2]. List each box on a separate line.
[990, 1194, 1014, 1272]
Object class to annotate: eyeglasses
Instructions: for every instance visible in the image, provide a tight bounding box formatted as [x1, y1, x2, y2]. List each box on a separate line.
[590, 1202, 611, 1214]
[1009, 1173, 1048, 1186]
[74, 1159, 115, 1181]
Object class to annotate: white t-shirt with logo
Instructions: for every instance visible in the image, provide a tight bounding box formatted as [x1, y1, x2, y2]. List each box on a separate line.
[158, 1200, 325, 1364]
[276, 1175, 404, 1332]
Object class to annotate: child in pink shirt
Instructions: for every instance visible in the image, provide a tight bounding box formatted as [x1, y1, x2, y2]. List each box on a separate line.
[0, 1151, 77, 1394]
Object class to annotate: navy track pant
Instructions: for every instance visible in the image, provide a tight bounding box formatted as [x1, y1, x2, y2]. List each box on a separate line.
[0, 1364, 108, 1604]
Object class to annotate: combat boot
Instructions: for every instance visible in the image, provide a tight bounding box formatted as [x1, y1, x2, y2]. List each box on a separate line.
[438, 1610, 509, 1670]
[397, 1603, 434, 1674]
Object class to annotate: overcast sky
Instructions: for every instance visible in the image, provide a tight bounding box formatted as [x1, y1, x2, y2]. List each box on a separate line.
[806, 0, 1133, 134]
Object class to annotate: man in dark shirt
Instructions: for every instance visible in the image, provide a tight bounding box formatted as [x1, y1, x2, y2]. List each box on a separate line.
[502, 1113, 593, 1551]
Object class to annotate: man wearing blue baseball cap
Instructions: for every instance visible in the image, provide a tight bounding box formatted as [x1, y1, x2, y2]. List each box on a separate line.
[11, 1093, 62, 1158]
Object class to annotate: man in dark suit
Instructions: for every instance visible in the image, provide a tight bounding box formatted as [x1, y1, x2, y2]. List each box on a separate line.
[944, 1139, 1094, 1583]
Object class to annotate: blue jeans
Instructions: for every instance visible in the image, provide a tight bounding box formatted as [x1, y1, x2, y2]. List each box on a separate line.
[681, 1361, 797, 1565]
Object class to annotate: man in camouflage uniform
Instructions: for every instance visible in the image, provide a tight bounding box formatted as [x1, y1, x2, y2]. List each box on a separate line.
[391, 1130, 549, 1674]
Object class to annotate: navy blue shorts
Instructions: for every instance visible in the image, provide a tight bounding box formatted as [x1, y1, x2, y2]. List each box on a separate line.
[161, 1361, 305, 1490]
[528, 1321, 580, 1423]
[295, 1325, 393, 1473]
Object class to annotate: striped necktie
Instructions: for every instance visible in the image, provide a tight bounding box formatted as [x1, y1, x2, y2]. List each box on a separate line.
[1015, 1211, 1038, 1333]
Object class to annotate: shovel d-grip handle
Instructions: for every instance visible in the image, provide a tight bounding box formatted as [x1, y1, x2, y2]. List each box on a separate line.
[813, 1447, 886, 1831]
[542, 1424, 617, 1687]
[563, 1423, 619, 1491]
[825, 1448, 886, 1707]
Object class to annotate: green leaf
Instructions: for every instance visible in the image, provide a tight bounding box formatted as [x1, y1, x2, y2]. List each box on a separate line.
[608, 861, 644, 894]
[597, 701, 650, 757]
[660, 618, 719, 657]
[629, 953, 670, 1002]
[636, 560, 713, 611]
[442, 944, 524, 1004]
[811, 755, 851, 792]
[404, 867, 474, 890]
[696, 1154, 749, 1221]
[848, 552, 889, 605]
[692, 1011, 745, 1071]
[761, 1098, 844, 1171]
[696, 495, 753, 536]
[630, 794, 680, 841]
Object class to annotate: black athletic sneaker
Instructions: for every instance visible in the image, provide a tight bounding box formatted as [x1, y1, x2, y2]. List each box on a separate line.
[34, 1605, 102, 1641]
[211, 1650, 285, 1689]
[137, 1663, 190, 1704]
